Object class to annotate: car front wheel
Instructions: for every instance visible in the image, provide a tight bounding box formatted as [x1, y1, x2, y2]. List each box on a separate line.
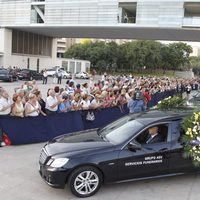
[68, 166, 103, 198]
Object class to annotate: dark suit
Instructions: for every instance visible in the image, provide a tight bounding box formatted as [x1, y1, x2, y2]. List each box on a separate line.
[146, 134, 164, 144]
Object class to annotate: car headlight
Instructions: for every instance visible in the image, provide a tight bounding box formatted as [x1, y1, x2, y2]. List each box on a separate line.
[48, 158, 69, 168]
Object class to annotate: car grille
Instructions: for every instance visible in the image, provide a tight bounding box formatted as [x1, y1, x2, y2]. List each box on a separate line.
[39, 149, 48, 165]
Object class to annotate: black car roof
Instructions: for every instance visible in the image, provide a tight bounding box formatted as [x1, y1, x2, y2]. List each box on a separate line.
[129, 109, 193, 126]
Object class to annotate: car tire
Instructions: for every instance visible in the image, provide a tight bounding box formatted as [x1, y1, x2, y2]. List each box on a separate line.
[63, 75, 67, 79]
[10, 77, 13, 82]
[68, 166, 103, 198]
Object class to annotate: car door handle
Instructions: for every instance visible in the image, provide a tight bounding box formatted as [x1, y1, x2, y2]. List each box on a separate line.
[159, 148, 168, 152]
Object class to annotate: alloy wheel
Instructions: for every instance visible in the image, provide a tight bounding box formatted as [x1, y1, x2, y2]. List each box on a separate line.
[74, 170, 99, 196]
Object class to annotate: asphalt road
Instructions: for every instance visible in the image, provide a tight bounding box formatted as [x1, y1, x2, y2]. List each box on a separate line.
[1, 142, 200, 200]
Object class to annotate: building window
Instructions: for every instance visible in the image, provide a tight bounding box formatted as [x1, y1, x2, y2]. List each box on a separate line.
[118, 2, 137, 23]
[12, 30, 52, 56]
[31, 4, 45, 24]
[85, 63, 90, 72]
[62, 61, 68, 71]
[76, 62, 81, 72]
[57, 52, 64, 58]
[184, 3, 200, 17]
[69, 61, 75, 73]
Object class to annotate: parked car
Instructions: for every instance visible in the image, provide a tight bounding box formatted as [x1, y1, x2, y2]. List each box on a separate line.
[46, 69, 56, 77]
[39, 109, 198, 198]
[46, 69, 71, 79]
[60, 70, 72, 79]
[17, 69, 43, 80]
[75, 72, 89, 79]
[0, 68, 18, 82]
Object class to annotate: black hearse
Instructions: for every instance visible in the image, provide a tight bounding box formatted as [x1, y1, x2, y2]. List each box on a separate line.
[39, 110, 197, 198]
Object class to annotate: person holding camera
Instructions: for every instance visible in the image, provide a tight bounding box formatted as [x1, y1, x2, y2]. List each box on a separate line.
[127, 89, 145, 114]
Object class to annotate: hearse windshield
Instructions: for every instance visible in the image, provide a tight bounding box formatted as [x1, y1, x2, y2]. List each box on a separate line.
[98, 116, 143, 144]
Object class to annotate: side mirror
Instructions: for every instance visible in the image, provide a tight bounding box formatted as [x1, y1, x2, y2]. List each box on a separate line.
[128, 141, 141, 151]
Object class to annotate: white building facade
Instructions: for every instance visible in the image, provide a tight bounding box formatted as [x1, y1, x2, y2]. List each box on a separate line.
[0, 0, 200, 70]
[1, 0, 200, 27]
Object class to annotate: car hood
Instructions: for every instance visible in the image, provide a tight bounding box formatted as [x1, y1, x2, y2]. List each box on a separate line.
[45, 129, 113, 156]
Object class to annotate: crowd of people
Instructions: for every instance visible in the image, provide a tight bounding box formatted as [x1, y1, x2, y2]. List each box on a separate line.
[0, 74, 199, 118]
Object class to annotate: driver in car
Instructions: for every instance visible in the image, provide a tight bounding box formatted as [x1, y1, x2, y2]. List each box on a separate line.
[145, 126, 164, 144]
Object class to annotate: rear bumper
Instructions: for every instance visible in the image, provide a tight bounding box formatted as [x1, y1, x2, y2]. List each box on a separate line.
[39, 164, 71, 189]
[18, 76, 29, 79]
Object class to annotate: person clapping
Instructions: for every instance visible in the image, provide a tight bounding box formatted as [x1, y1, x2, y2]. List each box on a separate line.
[25, 93, 46, 117]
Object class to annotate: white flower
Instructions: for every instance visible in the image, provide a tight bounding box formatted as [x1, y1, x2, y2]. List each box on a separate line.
[193, 146, 197, 151]
[193, 125, 198, 130]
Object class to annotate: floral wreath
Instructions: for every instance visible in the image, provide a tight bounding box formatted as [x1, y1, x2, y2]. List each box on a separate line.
[156, 95, 185, 110]
[156, 95, 200, 166]
[182, 112, 200, 166]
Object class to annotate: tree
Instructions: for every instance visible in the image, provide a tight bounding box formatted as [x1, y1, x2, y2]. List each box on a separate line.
[167, 42, 193, 71]
[187, 56, 200, 75]
[124, 40, 162, 71]
[64, 40, 193, 73]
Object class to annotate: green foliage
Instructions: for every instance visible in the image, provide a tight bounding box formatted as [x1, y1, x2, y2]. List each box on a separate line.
[168, 43, 192, 69]
[64, 40, 193, 72]
[156, 95, 186, 110]
[186, 56, 200, 75]
[182, 112, 200, 167]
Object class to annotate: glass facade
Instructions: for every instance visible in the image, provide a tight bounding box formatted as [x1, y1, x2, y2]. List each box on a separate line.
[12, 30, 52, 56]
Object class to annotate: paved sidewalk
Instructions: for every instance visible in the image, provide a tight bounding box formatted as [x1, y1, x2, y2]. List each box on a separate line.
[0, 143, 200, 200]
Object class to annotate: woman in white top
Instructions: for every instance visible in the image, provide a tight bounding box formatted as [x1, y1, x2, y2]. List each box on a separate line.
[25, 93, 46, 117]
[82, 83, 89, 95]
[45, 89, 62, 114]
[80, 94, 91, 110]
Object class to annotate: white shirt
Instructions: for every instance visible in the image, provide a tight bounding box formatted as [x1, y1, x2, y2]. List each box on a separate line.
[71, 100, 80, 110]
[90, 99, 97, 106]
[82, 87, 89, 95]
[25, 101, 40, 117]
[67, 87, 75, 96]
[146, 133, 158, 143]
[43, 71, 48, 77]
[46, 96, 58, 111]
[80, 100, 90, 109]
[0, 97, 12, 115]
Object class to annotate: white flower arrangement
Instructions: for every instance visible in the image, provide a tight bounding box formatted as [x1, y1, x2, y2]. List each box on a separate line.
[183, 112, 200, 166]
